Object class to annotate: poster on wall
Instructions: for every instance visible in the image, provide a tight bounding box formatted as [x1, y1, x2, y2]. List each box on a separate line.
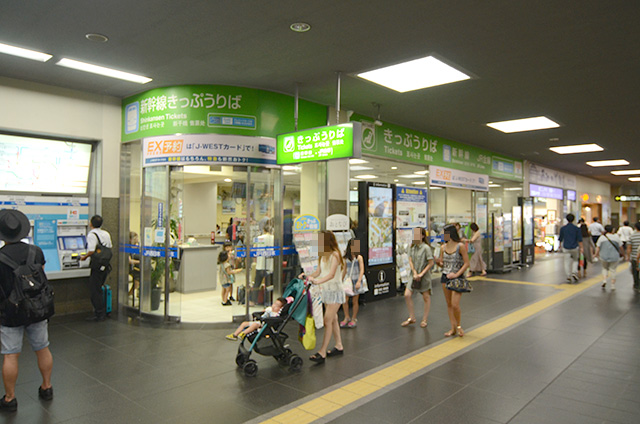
[503, 213, 513, 248]
[222, 200, 235, 214]
[476, 204, 488, 233]
[396, 187, 427, 228]
[368, 185, 393, 266]
[523, 199, 534, 245]
[494, 215, 504, 253]
[512, 206, 522, 239]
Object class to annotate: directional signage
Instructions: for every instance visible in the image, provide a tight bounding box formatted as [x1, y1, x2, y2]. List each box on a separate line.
[615, 195, 640, 202]
[276, 122, 361, 164]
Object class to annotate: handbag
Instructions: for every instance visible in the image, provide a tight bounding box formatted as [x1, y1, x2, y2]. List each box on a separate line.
[360, 274, 369, 293]
[298, 314, 316, 350]
[343, 260, 355, 296]
[411, 277, 422, 290]
[445, 277, 473, 293]
[604, 235, 624, 259]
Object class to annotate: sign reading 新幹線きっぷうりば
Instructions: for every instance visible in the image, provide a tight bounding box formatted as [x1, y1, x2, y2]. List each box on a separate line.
[351, 114, 523, 182]
[276, 122, 362, 164]
[121, 85, 327, 142]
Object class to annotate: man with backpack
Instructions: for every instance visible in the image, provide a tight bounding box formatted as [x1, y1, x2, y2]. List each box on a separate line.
[80, 215, 112, 322]
[0, 210, 54, 412]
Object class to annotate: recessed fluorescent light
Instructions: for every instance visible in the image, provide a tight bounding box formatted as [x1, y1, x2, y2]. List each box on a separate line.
[430, 187, 442, 190]
[356, 55, 470, 93]
[354, 174, 377, 179]
[611, 169, 640, 176]
[0, 42, 52, 62]
[414, 170, 429, 175]
[282, 165, 299, 171]
[629, 177, 640, 182]
[349, 159, 368, 164]
[586, 159, 629, 167]
[282, 172, 297, 176]
[486, 116, 560, 133]
[489, 184, 502, 187]
[56, 58, 152, 84]
[398, 174, 423, 179]
[349, 165, 373, 171]
[413, 181, 426, 185]
[391, 166, 398, 170]
[183, 166, 212, 174]
[393, 179, 399, 182]
[504, 187, 523, 191]
[549, 144, 604, 154]
[224, 178, 232, 182]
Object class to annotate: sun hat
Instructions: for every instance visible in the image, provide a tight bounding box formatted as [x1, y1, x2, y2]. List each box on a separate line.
[0, 209, 31, 243]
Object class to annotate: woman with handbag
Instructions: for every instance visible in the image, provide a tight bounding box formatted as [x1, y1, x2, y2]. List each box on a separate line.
[304, 231, 345, 364]
[594, 225, 624, 290]
[437, 224, 471, 337]
[401, 228, 434, 328]
[340, 239, 367, 328]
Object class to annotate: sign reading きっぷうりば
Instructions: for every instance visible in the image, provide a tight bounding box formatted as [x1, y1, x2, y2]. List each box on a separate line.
[276, 122, 362, 164]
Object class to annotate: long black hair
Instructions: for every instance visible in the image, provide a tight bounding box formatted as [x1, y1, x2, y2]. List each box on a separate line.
[344, 238, 358, 260]
[443, 224, 461, 242]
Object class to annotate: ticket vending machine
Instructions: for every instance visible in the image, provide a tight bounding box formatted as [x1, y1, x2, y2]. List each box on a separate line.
[56, 220, 90, 269]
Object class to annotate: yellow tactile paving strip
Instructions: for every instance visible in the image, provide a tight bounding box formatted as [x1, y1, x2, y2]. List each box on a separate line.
[258, 263, 629, 424]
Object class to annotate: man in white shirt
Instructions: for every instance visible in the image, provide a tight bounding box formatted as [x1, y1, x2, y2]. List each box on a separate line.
[80, 215, 113, 321]
[588, 217, 605, 246]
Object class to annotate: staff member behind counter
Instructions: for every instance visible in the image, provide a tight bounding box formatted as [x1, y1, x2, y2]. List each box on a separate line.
[80, 216, 112, 322]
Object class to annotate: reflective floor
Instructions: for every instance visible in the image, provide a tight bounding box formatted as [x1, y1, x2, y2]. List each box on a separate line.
[4, 254, 639, 423]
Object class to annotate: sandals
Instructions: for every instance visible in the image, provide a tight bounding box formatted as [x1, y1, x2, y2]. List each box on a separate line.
[339, 319, 350, 328]
[457, 326, 465, 337]
[444, 328, 457, 337]
[401, 318, 416, 327]
[327, 347, 344, 357]
[420, 320, 428, 328]
[309, 352, 325, 364]
[347, 320, 357, 328]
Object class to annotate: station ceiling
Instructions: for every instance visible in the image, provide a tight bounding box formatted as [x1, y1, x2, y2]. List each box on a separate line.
[1, 1, 639, 186]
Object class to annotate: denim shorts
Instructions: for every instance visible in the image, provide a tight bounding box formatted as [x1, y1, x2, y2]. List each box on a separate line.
[0, 320, 50, 354]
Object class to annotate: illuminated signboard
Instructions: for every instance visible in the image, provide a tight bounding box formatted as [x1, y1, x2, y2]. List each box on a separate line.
[276, 122, 361, 164]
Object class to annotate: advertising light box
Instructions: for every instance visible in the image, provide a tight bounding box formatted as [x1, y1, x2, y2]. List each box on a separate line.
[529, 183, 563, 200]
[368, 184, 393, 266]
[276, 122, 361, 164]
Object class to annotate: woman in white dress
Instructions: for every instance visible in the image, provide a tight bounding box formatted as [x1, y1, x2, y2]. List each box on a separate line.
[304, 231, 345, 364]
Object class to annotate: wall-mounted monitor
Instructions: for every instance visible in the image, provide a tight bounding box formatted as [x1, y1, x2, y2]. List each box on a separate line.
[367, 185, 393, 266]
[0, 133, 92, 194]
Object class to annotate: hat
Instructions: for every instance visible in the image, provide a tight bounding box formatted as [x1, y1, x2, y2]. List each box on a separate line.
[0, 209, 31, 243]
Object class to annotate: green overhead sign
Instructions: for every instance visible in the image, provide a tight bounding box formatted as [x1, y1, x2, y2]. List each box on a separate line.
[122, 85, 327, 142]
[276, 122, 362, 164]
[351, 114, 523, 182]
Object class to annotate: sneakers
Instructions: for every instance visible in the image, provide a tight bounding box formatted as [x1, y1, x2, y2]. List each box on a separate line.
[38, 386, 53, 401]
[225, 333, 238, 341]
[0, 396, 17, 412]
[229, 295, 236, 301]
[601, 282, 607, 289]
[611, 283, 616, 291]
[238, 332, 245, 339]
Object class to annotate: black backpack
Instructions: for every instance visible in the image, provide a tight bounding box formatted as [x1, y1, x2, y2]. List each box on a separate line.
[91, 232, 113, 271]
[0, 245, 55, 324]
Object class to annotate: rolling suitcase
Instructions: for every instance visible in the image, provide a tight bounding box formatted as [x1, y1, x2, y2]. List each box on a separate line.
[102, 284, 112, 316]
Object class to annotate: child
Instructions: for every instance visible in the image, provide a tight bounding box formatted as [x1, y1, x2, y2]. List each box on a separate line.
[225, 297, 287, 340]
[223, 241, 237, 301]
[219, 250, 242, 306]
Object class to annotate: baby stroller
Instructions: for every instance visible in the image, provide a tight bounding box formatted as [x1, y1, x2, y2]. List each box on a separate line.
[235, 278, 309, 377]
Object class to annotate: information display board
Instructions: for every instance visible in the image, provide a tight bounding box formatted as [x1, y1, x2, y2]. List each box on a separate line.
[368, 185, 393, 266]
[0, 134, 92, 194]
[396, 187, 427, 228]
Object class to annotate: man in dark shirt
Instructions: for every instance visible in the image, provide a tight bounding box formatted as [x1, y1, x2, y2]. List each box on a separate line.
[0, 210, 53, 412]
[558, 213, 584, 284]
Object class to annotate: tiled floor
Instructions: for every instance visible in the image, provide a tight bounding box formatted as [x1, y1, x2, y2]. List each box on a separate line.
[3, 254, 639, 423]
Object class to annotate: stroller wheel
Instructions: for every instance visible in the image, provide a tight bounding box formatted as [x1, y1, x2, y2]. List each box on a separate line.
[235, 353, 246, 368]
[288, 354, 303, 372]
[243, 360, 258, 377]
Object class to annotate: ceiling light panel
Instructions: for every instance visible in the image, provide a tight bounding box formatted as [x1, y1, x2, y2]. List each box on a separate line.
[354, 174, 377, 179]
[349, 159, 368, 164]
[611, 170, 640, 175]
[56, 58, 152, 84]
[0, 42, 52, 62]
[586, 159, 629, 167]
[349, 165, 373, 171]
[486, 116, 560, 133]
[398, 174, 424, 179]
[549, 144, 604, 154]
[356, 56, 470, 93]
[629, 177, 640, 182]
